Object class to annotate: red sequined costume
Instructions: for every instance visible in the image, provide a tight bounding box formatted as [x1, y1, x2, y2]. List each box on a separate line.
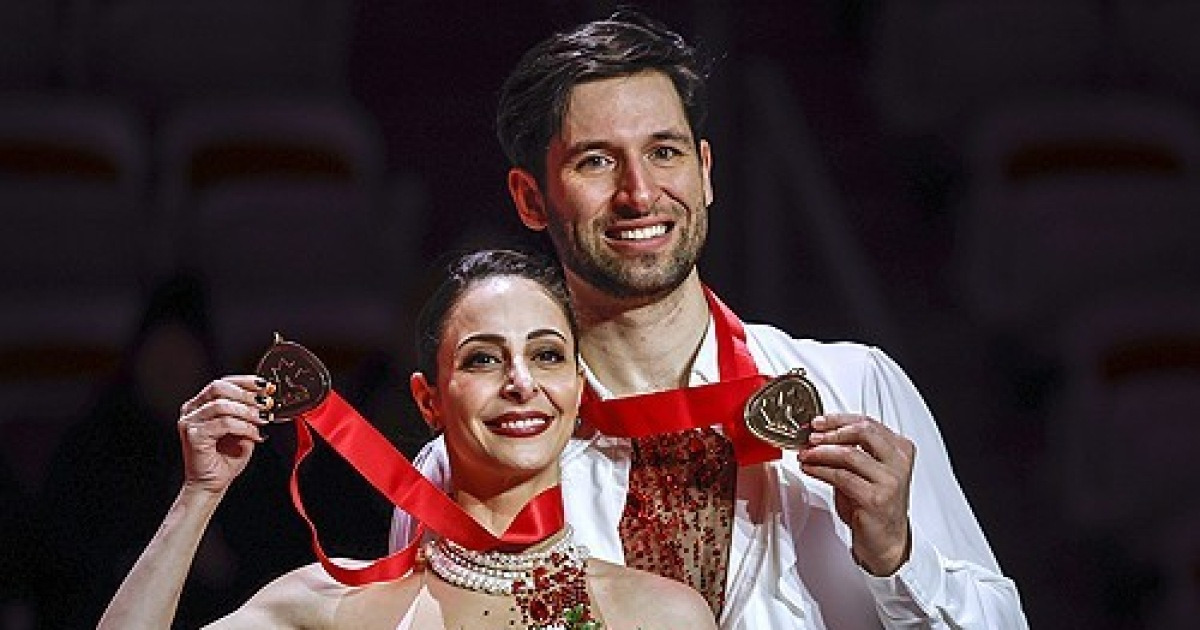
[618, 427, 736, 615]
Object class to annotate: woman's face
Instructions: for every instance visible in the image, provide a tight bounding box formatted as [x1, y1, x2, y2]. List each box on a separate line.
[412, 276, 581, 492]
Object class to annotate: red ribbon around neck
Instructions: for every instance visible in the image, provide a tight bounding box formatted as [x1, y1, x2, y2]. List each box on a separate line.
[288, 393, 565, 585]
[579, 287, 782, 466]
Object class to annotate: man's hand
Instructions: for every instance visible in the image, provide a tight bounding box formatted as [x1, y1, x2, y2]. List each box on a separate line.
[799, 413, 915, 576]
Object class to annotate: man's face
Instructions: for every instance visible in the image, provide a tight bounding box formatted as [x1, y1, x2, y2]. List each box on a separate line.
[531, 70, 713, 300]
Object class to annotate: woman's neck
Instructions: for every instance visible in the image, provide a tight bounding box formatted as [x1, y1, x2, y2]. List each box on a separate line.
[451, 469, 560, 539]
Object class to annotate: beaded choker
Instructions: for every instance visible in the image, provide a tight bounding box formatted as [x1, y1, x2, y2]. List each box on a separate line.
[425, 526, 599, 628]
[425, 526, 587, 595]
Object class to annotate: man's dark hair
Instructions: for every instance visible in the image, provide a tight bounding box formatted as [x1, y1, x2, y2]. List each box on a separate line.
[496, 8, 710, 181]
[414, 248, 577, 379]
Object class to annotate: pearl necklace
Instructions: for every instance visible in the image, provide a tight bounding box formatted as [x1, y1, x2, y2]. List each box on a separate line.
[424, 526, 589, 596]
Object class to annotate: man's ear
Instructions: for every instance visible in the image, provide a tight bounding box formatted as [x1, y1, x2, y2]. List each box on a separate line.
[410, 372, 441, 433]
[700, 138, 714, 207]
[508, 167, 548, 231]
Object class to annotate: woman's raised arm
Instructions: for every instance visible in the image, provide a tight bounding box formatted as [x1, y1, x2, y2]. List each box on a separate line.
[97, 375, 270, 629]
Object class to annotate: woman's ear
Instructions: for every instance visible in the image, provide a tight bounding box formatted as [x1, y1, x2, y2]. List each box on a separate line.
[410, 372, 441, 433]
[571, 366, 585, 413]
[508, 167, 548, 230]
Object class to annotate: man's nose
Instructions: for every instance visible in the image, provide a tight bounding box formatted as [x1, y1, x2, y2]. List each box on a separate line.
[614, 159, 658, 215]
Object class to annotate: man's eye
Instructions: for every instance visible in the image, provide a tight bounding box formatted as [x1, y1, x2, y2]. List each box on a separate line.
[576, 154, 612, 171]
[650, 146, 683, 161]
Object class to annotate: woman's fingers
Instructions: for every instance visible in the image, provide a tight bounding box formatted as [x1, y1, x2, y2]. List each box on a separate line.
[180, 376, 277, 421]
[181, 414, 266, 446]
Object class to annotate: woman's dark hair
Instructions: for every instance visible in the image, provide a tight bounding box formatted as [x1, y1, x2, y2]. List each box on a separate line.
[496, 8, 710, 182]
[414, 249, 576, 379]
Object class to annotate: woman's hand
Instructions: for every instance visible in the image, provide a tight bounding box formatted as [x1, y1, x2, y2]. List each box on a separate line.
[177, 375, 274, 495]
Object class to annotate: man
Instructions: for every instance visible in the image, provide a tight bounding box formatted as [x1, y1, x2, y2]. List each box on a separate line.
[394, 10, 1028, 628]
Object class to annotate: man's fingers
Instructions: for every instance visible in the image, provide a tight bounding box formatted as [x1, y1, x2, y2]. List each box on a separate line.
[809, 414, 914, 469]
[800, 441, 887, 488]
[800, 462, 872, 501]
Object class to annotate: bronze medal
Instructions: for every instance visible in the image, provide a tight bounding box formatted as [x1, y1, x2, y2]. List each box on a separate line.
[743, 367, 823, 450]
[254, 333, 332, 421]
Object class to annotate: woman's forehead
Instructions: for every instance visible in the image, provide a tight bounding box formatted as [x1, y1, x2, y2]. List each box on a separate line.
[444, 276, 570, 340]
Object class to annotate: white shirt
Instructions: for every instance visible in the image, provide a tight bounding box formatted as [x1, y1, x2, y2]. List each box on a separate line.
[390, 320, 1029, 629]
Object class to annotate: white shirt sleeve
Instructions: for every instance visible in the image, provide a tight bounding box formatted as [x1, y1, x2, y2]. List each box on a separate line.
[857, 347, 1029, 628]
[388, 435, 449, 550]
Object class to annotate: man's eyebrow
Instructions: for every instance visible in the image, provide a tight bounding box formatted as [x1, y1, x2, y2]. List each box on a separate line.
[650, 129, 694, 145]
[564, 130, 695, 156]
[563, 139, 613, 156]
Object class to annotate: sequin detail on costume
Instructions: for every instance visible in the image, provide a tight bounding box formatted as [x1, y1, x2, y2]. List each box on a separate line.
[424, 527, 600, 629]
[512, 557, 597, 629]
[618, 427, 736, 616]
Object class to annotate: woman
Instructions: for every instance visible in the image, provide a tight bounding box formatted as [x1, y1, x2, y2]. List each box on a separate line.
[98, 249, 716, 629]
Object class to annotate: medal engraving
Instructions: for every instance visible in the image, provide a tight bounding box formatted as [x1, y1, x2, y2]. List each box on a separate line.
[254, 333, 332, 421]
[743, 368, 823, 450]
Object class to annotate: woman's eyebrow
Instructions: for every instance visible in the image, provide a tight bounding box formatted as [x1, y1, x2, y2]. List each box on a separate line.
[456, 333, 505, 351]
[528, 328, 568, 342]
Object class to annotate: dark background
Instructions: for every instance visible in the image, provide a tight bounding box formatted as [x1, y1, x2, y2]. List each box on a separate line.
[2, 1, 1198, 628]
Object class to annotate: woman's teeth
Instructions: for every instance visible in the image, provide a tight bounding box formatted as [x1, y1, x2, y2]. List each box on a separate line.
[495, 417, 547, 431]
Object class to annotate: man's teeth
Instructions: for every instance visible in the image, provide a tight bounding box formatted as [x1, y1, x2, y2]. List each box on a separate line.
[614, 224, 667, 240]
[496, 418, 547, 431]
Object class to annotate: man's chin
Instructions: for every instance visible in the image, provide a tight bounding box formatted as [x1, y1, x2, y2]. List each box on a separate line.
[586, 268, 690, 301]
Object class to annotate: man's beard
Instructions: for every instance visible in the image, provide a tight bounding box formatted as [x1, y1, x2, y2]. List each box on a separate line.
[545, 207, 706, 300]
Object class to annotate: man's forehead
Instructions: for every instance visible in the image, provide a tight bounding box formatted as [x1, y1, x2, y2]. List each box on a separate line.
[557, 72, 691, 143]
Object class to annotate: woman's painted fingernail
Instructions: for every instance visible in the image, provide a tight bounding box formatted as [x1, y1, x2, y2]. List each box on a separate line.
[254, 377, 268, 388]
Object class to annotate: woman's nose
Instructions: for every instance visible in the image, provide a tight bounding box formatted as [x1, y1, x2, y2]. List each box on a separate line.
[502, 361, 538, 401]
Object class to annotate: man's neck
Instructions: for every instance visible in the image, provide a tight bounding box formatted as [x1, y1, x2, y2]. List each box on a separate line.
[570, 272, 710, 396]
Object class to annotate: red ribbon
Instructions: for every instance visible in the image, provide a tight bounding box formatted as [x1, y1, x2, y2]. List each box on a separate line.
[288, 393, 565, 585]
[579, 287, 782, 466]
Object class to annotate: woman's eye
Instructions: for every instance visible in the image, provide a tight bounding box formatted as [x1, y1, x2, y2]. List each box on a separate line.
[461, 351, 501, 369]
[532, 348, 567, 364]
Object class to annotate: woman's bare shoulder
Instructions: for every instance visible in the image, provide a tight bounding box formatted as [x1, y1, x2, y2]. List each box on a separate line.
[205, 563, 347, 629]
[334, 569, 426, 627]
[210, 562, 425, 630]
[586, 559, 717, 630]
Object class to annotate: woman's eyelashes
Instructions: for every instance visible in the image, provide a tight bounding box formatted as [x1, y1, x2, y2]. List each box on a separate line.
[529, 343, 568, 366]
[457, 343, 569, 372]
[459, 347, 502, 371]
